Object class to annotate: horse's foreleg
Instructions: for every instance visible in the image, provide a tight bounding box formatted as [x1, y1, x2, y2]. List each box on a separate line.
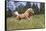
[26, 16, 30, 20]
[29, 16, 32, 20]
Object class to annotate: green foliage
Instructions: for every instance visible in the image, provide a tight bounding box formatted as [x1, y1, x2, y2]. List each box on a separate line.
[6, 3, 45, 17]
[40, 3, 45, 14]
[32, 3, 40, 14]
[6, 10, 12, 17]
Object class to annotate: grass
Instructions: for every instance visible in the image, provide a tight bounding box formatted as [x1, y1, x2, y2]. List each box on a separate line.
[7, 14, 45, 30]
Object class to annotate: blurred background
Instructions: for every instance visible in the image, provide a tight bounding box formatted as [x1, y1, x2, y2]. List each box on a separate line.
[6, 0, 45, 17]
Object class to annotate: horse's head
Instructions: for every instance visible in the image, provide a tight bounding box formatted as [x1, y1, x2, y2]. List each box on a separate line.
[26, 8, 34, 14]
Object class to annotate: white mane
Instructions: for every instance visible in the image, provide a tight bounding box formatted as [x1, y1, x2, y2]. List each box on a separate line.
[27, 8, 33, 11]
[26, 8, 34, 13]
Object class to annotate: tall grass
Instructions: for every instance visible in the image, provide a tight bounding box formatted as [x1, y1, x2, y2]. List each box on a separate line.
[7, 14, 45, 30]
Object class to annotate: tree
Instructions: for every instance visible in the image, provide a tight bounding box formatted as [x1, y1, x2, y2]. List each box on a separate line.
[32, 3, 36, 14]
[35, 4, 39, 14]
[32, 3, 39, 14]
[26, 2, 31, 8]
[23, 2, 31, 13]
[32, 3, 36, 9]
[40, 3, 45, 14]
[6, 9, 12, 17]
[15, 4, 25, 14]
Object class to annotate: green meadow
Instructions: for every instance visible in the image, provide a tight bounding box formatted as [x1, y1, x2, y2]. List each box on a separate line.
[7, 14, 45, 30]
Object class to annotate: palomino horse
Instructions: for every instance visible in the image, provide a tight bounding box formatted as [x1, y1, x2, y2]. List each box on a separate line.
[14, 8, 34, 20]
